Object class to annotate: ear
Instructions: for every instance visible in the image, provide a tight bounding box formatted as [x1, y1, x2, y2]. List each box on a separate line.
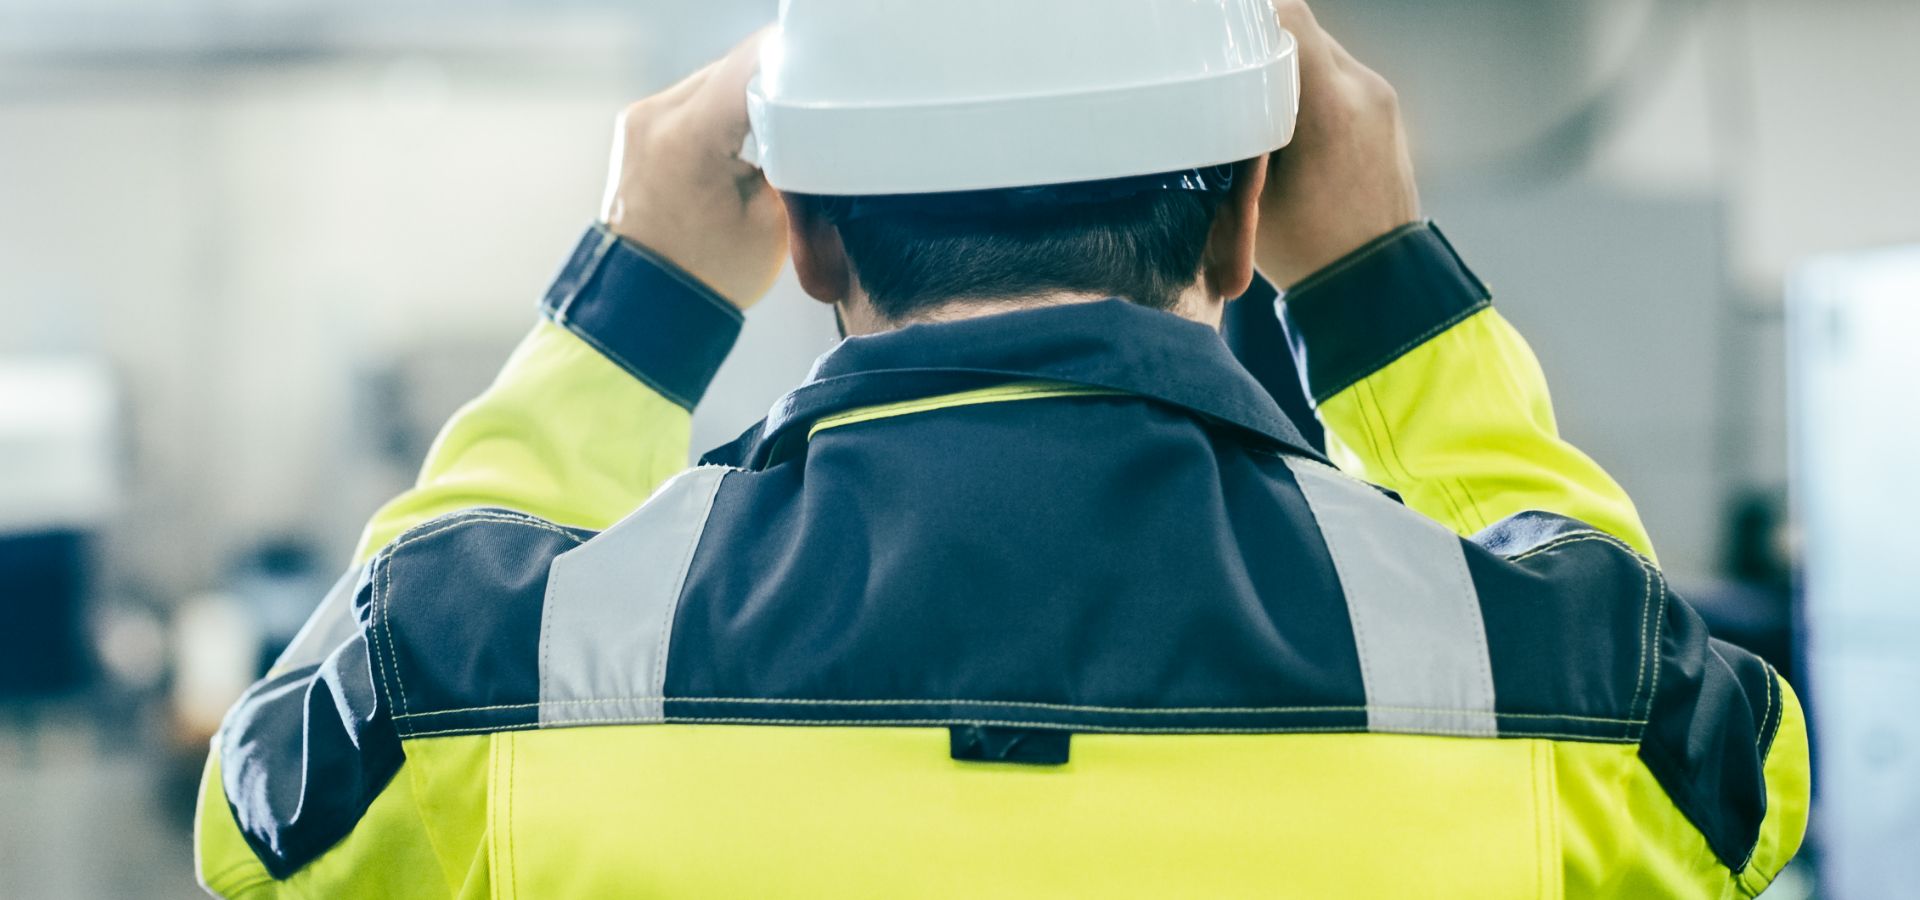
[1201, 155, 1268, 301]
[778, 192, 853, 304]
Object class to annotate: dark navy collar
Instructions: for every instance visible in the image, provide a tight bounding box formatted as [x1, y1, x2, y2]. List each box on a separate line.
[703, 299, 1327, 469]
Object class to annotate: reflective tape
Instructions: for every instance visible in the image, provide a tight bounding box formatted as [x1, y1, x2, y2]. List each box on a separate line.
[537, 466, 732, 725]
[1285, 458, 1497, 737]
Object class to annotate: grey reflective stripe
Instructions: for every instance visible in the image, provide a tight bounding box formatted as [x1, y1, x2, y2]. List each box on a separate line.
[1284, 458, 1498, 737]
[269, 565, 363, 674]
[537, 466, 731, 726]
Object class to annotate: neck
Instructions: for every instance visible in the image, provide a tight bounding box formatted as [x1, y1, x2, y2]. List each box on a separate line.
[840, 286, 1222, 336]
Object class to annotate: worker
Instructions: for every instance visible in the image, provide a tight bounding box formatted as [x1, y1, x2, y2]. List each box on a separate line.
[194, 1, 1807, 896]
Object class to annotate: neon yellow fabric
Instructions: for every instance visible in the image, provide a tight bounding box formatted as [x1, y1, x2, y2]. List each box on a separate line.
[1743, 684, 1812, 896]
[1551, 685, 1809, 898]
[1314, 307, 1657, 560]
[354, 319, 694, 557]
[198, 321, 691, 898]
[499, 725, 1554, 898]
[197, 754, 452, 899]
[1314, 303, 1806, 893]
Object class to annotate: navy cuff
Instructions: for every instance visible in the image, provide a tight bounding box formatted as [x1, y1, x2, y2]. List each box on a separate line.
[1276, 221, 1491, 406]
[540, 224, 745, 410]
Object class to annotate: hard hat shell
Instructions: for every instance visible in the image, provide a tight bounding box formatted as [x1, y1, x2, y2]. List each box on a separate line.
[745, 0, 1300, 196]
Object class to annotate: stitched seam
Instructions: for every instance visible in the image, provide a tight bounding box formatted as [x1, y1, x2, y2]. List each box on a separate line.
[1635, 563, 1669, 743]
[400, 717, 1639, 742]
[366, 554, 400, 728]
[552, 316, 698, 410]
[382, 546, 410, 716]
[1624, 553, 1653, 738]
[1506, 530, 1655, 566]
[1533, 740, 1546, 900]
[1755, 662, 1774, 749]
[1542, 740, 1563, 899]
[391, 512, 589, 551]
[550, 229, 615, 325]
[488, 736, 503, 900]
[401, 742, 455, 890]
[537, 548, 562, 730]
[1502, 529, 1659, 741]
[1733, 663, 1782, 875]
[612, 234, 746, 324]
[1456, 474, 1493, 536]
[649, 471, 726, 719]
[385, 512, 587, 735]
[1453, 522, 1498, 727]
[1282, 221, 1430, 297]
[1362, 377, 1471, 530]
[1344, 386, 1398, 503]
[1311, 300, 1492, 405]
[1642, 736, 1754, 872]
[1757, 663, 1783, 757]
[507, 733, 518, 900]
[392, 697, 1641, 722]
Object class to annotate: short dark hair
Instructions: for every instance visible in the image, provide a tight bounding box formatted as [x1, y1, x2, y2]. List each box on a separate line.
[813, 186, 1227, 321]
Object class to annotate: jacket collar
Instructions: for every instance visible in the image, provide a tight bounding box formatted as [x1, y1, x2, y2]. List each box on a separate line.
[704, 299, 1327, 469]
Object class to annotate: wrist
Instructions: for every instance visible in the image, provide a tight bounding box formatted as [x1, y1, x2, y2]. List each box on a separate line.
[1280, 220, 1430, 297]
[1276, 220, 1490, 406]
[541, 224, 745, 410]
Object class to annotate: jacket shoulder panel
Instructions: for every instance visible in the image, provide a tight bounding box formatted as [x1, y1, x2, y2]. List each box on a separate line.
[371, 508, 593, 738]
[216, 507, 589, 878]
[1467, 513, 1663, 741]
[1468, 509, 1783, 870]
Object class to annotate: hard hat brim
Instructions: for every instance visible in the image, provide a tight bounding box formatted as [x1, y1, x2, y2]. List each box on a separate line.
[746, 31, 1298, 196]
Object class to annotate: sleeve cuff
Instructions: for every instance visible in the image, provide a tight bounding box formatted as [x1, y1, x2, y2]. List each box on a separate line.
[540, 223, 745, 410]
[1276, 220, 1491, 406]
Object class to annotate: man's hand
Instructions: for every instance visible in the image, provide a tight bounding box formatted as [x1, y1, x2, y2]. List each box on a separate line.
[600, 30, 787, 310]
[1256, 1, 1422, 289]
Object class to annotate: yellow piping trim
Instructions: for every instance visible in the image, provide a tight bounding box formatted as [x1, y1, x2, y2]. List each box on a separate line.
[808, 380, 1127, 440]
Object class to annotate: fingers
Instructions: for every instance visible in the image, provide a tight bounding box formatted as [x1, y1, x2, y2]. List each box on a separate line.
[1271, 0, 1334, 73]
[1269, 0, 1403, 134]
[1269, 0, 1319, 36]
[1272, 0, 1377, 86]
[689, 28, 772, 148]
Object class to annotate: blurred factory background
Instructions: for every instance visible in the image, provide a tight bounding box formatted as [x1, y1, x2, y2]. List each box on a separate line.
[1, 0, 1915, 896]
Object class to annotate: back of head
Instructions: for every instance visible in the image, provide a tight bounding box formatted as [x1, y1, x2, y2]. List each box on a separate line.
[801, 177, 1229, 321]
[745, 0, 1300, 321]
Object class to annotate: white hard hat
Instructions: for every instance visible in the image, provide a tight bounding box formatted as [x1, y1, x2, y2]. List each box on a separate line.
[744, 0, 1300, 196]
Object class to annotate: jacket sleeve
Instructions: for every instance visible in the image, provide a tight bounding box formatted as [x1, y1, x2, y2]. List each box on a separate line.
[1278, 221, 1807, 891]
[194, 225, 743, 898]
[354, 224, 745, 555]
[1277, 221, 1656, 560]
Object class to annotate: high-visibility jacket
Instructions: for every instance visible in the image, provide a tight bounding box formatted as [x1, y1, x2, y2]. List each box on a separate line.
[195, 221, 1807, 898]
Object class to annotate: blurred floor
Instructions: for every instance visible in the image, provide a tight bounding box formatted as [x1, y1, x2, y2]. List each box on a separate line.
[0, 703, 202, 900]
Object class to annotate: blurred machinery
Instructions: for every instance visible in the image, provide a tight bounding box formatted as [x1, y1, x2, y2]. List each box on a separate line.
[0, 359, 116, 697]
[1789, 245, 1920, 898]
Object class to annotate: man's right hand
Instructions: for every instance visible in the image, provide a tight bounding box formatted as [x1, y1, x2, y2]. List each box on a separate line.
[1255, 0, 1423, 289]
[599, 30, 788, 311]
